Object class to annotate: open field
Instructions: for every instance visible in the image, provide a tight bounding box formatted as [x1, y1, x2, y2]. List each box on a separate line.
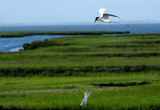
[0, 33, 160, 109]
[0, 74, 160, 110]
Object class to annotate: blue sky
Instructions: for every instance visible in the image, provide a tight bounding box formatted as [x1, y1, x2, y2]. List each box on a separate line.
[0, 0, 160, 24]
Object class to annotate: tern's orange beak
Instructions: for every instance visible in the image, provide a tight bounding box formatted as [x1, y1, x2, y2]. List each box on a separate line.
[108, 21, 111, 23]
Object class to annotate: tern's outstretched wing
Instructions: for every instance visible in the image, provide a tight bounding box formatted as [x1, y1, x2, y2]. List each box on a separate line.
[99, 8, 107, 17]
[103, 13, 120, 18]
[87, 89, 93, 98]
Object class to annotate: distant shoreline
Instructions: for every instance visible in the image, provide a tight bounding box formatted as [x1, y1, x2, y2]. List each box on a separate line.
[0, 31, 130, 38]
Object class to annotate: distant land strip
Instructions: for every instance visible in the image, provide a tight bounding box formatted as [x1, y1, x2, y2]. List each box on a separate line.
[0, 31, 130, 37]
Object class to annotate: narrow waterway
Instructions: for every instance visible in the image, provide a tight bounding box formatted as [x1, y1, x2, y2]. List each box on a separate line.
[0, 35, 79, 52]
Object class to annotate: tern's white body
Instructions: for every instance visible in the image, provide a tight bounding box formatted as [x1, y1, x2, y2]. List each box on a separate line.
[84, 92, 88, 105]
[97, 18, 111, 23]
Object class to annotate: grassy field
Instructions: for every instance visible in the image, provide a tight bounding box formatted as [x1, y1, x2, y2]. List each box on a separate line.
[0, 34, 160, 109]
[0, 74, 160, 110]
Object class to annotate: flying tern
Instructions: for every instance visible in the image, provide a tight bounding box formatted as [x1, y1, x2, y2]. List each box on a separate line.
[94, 8, 120, 23]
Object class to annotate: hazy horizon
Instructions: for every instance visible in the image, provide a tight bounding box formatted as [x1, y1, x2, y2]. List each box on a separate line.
[1, 21, 160, 26]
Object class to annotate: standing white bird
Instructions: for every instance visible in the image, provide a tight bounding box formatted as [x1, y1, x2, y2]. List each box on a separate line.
[80, 89, 93, 106]
[94, 8, 120, 23]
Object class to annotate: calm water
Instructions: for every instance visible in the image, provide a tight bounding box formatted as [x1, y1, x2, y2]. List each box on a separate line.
[1, 24, 160, 33]
[0, 23, 160, 52]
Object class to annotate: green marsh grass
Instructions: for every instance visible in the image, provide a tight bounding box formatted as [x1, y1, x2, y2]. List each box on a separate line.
[1, 34, 160, 76]
[0, 33, 160, 109]
[0, 73, 160, 109]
